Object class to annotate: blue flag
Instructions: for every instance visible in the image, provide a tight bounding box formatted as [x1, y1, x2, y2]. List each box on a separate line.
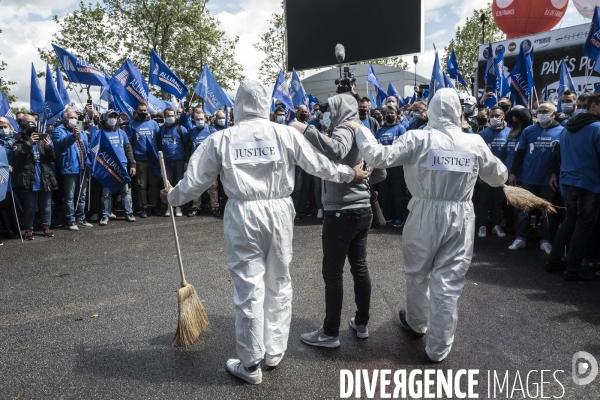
[509, 42, 534, 108]
[376, 86, 388, 107]
[495, 47, 510, 97]
[52, 43, 108, 88]
[411, 93, 417, 104]
[428, 49, 445, 103]
[270, 98, 276, 113]
[55, 64, 70, 106]
[484, 43, 496, 90]
[583, 6, 600, 73]
[110, 59, 149, 118]
[443, 72, 456, 89]
[290, 69, 307, 107]
[541, 84, 549, 101]
[307, 93, 319, 110]
[44, 64, 64, 121]
[447, 48, 467, 85]
[0, 93, 19, 131]
[369, 91, 377, 109]
[367, 64, 383, 91]
[147, 92, 172, 113]
[194, 64, 234, 115]
[272, 70, 294, 112]
[557, 59, 577, 111]
[30, 64, 45, 115]
[149, 50, 189, 99]
[87, 130, 131, 194]
[0, 146, 9, 202]
[387, 82, 404, 106]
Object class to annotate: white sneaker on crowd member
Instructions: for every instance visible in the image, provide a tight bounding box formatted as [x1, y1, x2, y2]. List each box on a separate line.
[99, 217, 109, 226]
[89, 213, 99, 222]
[109, 213, 116, 219]
[492, 225, 506, 238]
[508, 238, 526, 250]
[68, 222, 79, 231]
[77, 220, 93, 228]
[226, 359, 262, 384]
[540, 241, 552, 255]
[175, 207, 183, 217]
[478, 226, 487, 238]
[165, 208, 171, 217]
[317, 209, 323, 219]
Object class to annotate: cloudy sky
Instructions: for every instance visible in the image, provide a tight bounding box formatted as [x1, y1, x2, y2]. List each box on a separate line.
[0, 0, 591, 109]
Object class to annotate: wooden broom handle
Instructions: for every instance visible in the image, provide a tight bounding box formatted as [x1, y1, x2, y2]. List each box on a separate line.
[159, 151, 187, 286]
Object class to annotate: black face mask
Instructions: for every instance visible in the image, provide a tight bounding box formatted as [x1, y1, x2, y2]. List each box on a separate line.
[375, 116, 383, 123]
[385, 115, 396, 124]
[93, 116, 100, 125]
[476, 117, 488, 126]
[21, 120, 37, 135]
[499, 104, 510, 113]
[298, 114, 308, 122]
[358, 109, 368, 118]
[136, 112, 147, 121]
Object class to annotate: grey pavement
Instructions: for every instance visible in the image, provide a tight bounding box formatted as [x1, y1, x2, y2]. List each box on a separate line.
[1, 212, 600, 399]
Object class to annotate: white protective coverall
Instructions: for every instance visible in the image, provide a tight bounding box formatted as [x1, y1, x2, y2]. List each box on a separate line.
[167, 80, 356, 367]
[354, 88, 507, 361]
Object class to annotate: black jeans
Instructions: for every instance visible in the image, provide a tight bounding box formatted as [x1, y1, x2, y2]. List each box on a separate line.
[477, 182, 504, 228]
[549, 185, 600, 276]
[322, 208, 373, 337]
[378, 166, 406, 221]
[516, 183, 555, 242]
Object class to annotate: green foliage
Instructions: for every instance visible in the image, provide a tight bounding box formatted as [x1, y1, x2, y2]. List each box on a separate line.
[10, 106, 29, 115]
[0, 27, 16, 103]
[253, 9, 293, 86]
[361, 57, 409, 70]
[441, 2, 503, 86]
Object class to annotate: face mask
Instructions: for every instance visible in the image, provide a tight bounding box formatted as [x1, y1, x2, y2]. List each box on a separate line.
[68, 119, 78, 128]
[537, 113, 553, 125]
[562, 103, 574, 114]
[217, 118, 226, 126]
[489, 117, 502, 127]
[313, 110, 320, 118]
[499, 104, 510, 113]
[93, 116, 100, 125]
[0, 128, 11, 137]
[276, 115, 285, 124]
[476, 117, 488, 126]
[412, 112, 421, 120]
[107, 118, 117, 128]
[196, 120, 205, 129]
[375, 115, 383, 123]
[166, 117, 176, 125]
[403, 111, 410, 117]
[137, 112, 147, 120]
[385, 115, 396, 124]
[321, 112, 331, 128]
[358, 109, 368, 118]
[298, 114, 308, 122]
[464, 106, 474, 114]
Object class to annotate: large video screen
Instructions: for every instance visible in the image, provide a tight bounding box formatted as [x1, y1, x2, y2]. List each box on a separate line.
[285, 0, 423, 71]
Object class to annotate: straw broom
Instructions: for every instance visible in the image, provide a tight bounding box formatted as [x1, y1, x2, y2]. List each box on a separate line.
[159, 151, 209, 346]
[503, 185, 557, 215]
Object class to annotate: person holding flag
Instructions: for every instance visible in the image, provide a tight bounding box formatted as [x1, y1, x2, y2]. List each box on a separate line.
[91, 110, 137, 226]
[54, 108, 93, 231]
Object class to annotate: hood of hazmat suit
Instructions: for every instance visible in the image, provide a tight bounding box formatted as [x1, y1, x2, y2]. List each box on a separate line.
[354, 88, 507, 362]
[167, 79, 355, 368]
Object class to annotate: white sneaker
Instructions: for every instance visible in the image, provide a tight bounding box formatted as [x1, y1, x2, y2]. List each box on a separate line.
[165, 209, 171, 217]
[317, 209, 324, 219]
[540, 242, 552, 255]
[508, 238, 526, 250]
[175, 207, 183, 217]
[226, 359, 262, 384]
[265, 352, 285, 367]
[89, 213, 99, 222]
[492, 225, 506, 238]
[478, 226, 487, 238]
[109, 213, 116, 219]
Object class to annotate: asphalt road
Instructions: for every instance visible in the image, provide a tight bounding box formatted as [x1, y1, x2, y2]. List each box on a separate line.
[1, 211, 600, 400]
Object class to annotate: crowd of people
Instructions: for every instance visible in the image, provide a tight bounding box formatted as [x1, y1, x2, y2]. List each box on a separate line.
[1, 85, 599, 282]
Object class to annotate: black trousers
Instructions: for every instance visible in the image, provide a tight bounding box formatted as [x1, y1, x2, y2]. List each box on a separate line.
[322, 208, 373, 337]
[378, 166, 406, 221]
[477, 183, 504, 228]
[549, 185, 600, 276]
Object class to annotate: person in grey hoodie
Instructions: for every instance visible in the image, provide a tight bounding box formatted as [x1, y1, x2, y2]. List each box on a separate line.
[290, 93, 386, 347]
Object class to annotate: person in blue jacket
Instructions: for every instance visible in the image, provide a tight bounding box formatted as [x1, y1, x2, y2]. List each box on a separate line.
[0, 116, 19, 242]
[185, 110, 220, 217]
[408, 100, 428, 130]
[212, 110, 227, 132]
[375, 105, 406, 227]
[476, 105, 510, 239]
[508, 102, 562, 254]
[546, 93, 600, 281]
[127, 102, 161, 218]
[158, 107, 187, 217]
[53, 108, 92, 231]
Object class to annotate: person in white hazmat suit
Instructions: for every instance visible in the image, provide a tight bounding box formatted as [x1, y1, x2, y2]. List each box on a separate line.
[161, 79, 368, 384]
[343, 88, 507, 362]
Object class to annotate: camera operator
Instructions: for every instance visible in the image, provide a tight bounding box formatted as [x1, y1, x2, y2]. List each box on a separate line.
[291, 88, 386, 347]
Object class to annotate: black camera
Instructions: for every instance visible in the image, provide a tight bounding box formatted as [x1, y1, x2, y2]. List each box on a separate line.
[335, 67, 356, 94]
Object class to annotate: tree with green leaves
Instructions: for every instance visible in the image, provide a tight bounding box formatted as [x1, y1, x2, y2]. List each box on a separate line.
[0, 27, 16, 103]
[442, 2, 503, 86]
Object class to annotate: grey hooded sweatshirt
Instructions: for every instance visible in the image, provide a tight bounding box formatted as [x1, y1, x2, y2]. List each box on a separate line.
[303, 94, 386, 211]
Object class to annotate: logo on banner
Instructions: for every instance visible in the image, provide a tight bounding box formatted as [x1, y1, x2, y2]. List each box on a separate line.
[495, 45, 505, 57]
[153, 64, 159, 75]
[115, 70, 130, 86]
[427, 150, 476, 173]
[230, 140, 281, 165]
[63, 56, 76, 71]
[508, 42, 517, 52]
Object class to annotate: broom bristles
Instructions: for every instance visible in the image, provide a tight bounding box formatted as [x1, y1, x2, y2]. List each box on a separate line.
[503, 185, 557, 215]
[172, 283, 209, 347]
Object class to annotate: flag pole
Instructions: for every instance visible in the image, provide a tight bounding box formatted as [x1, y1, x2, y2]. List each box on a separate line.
[10, 191, 23, 242]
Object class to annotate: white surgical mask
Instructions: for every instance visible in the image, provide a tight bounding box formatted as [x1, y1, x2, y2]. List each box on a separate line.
[276, 115, 285, 124]
[412, 112, 421, 120]
[562, 103, 574, 114]
[107, 118, 117, 128]
[68, 119, 77, 128]
[0, 128, 10, 137]
[166, 117, 176, 125]
[489, 117, 502, 127]
[321, 112, 331, 128]
[386, 101, 396, 107]
[537, 113, 552, 125]
[217, 118, 226, 126]
[196, 120, 205, 129]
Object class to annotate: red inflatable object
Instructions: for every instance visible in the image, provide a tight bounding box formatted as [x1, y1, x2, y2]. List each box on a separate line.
[492, 0, 570, 39]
